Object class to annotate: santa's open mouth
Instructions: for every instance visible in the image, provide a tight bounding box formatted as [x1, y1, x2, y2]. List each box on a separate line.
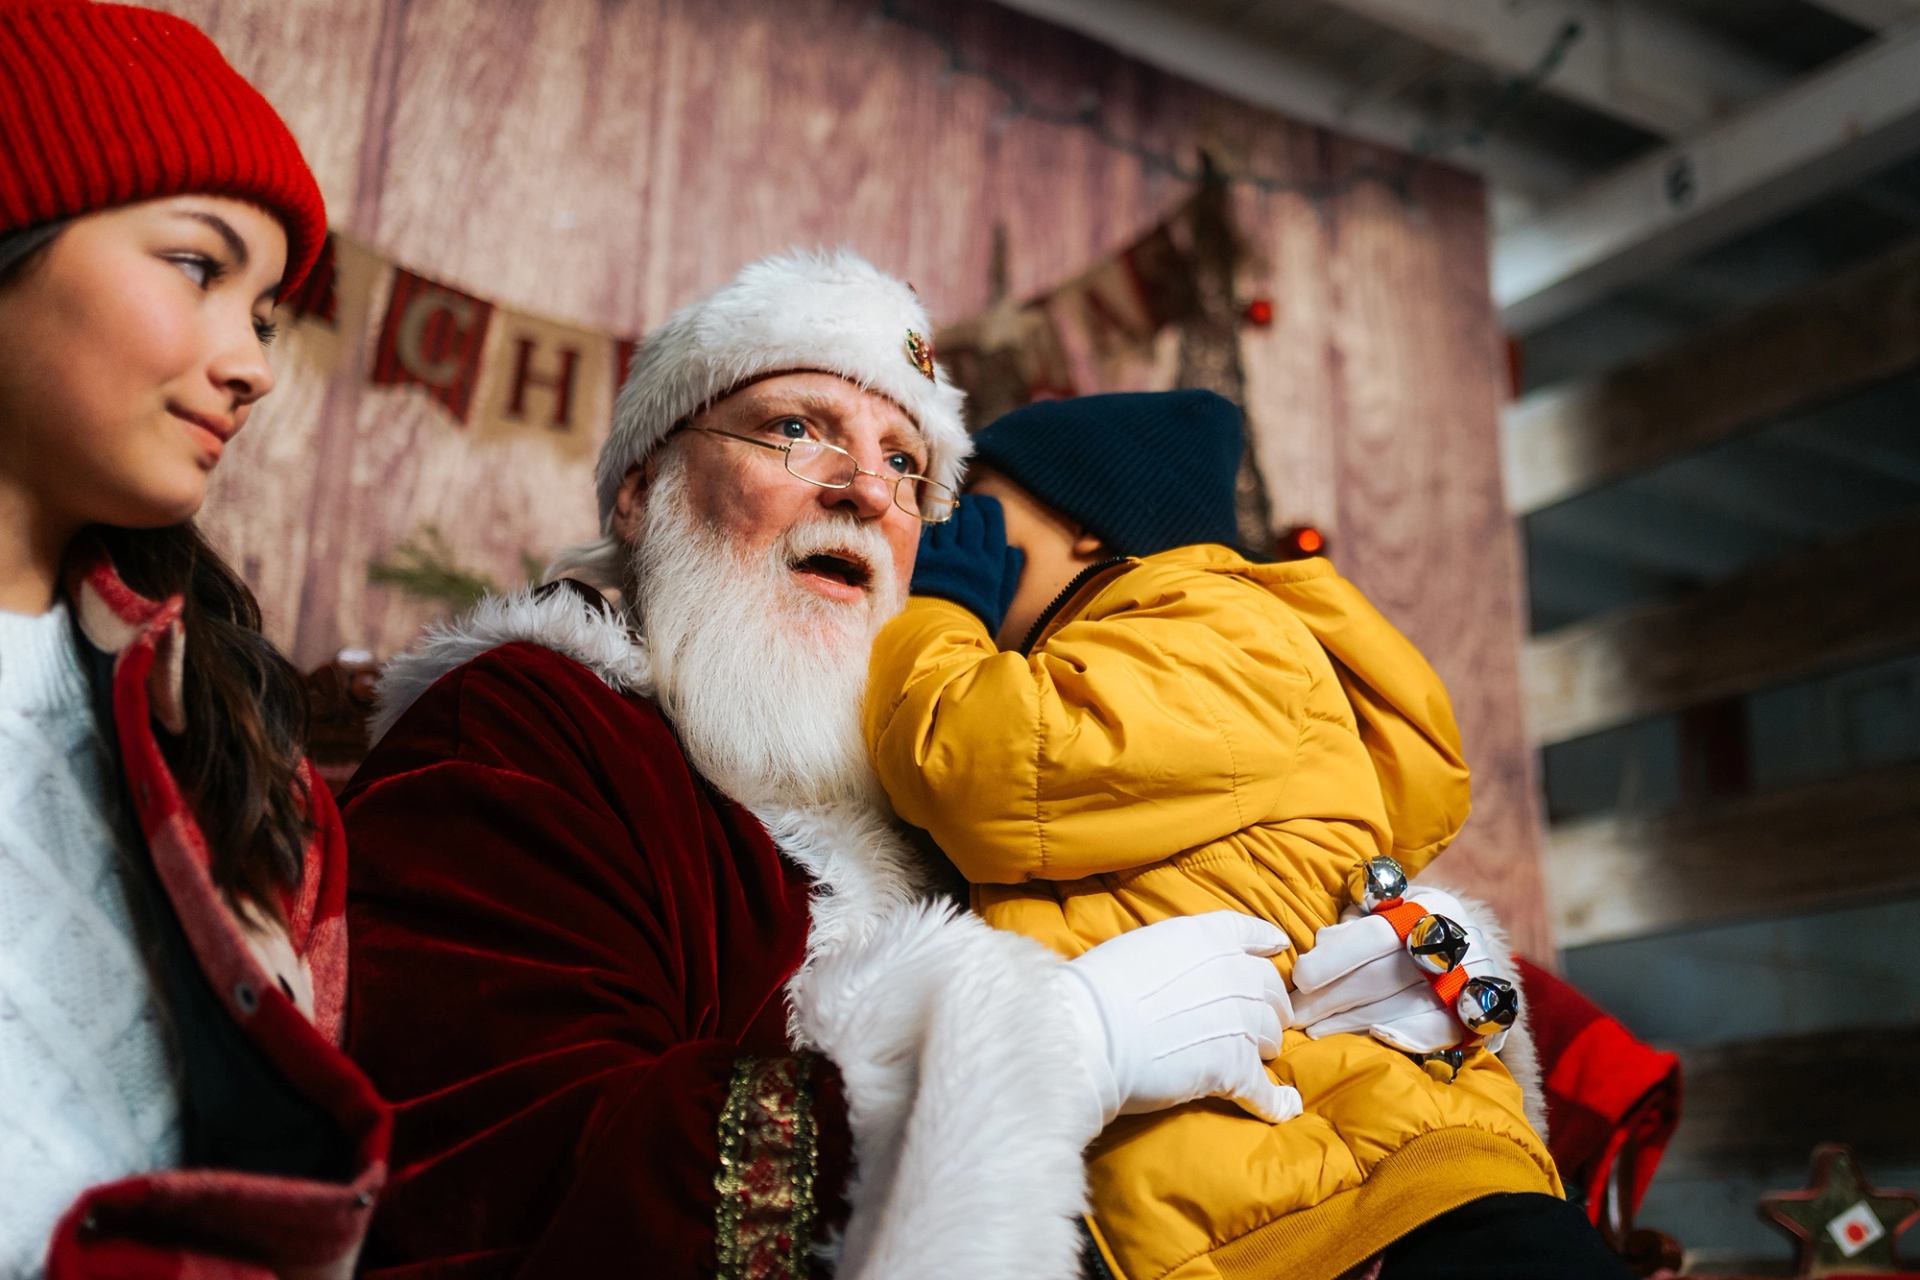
[791, 550, 874, 594]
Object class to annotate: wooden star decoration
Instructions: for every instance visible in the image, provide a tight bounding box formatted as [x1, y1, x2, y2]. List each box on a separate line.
[1759, 1144, 1920, 1276]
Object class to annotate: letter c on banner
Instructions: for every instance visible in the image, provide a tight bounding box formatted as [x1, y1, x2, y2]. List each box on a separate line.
[371, 269, 494, 421]
[396, 292, 478, 385]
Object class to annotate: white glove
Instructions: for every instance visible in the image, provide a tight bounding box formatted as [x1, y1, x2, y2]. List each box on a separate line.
[1056, 911, 1303, 1144]
[1290, 885, 1510, 1055]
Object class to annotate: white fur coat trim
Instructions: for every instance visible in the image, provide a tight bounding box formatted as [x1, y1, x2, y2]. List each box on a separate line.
[787, 898, 1092, 1279]
[754, 798, 1094, 1278]
[369, 586, 651, 743]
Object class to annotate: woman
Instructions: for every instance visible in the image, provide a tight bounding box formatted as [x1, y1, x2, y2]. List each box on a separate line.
[0, 2, 387, 1276]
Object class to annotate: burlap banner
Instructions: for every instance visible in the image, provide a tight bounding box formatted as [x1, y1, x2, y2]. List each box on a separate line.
[281, 196, 1202, 446]
[281, 233, 624, 457]
[935, 197, 1202, 425]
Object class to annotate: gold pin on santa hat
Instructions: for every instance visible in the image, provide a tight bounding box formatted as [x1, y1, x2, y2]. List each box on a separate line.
[905, 329, 935, 380]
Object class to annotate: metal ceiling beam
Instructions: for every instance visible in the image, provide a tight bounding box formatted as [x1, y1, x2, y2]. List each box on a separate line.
[1768, 384, 1920, 485]
[1494, 25, 1920, 332]
[1525, 488, 1778, 581]
[1315, 0, 1784, 137]
[987, 0, 1586, 201]
[1524, 536, 1677, 625]
[1803, 0, 1920, 32]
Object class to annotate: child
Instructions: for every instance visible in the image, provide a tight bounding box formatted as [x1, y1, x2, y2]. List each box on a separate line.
[865, 391, 1573, 1280]
[0, 2, 386, 1274]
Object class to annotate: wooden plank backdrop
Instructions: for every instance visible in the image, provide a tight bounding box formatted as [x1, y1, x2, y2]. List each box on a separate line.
[1503, 234, 1920, 516]
[1545, 759, 1920, 947]
[1665, 1025, 1920, 1177]
[1528, 509, 1920, 744]
[149, 0, 1551, 957]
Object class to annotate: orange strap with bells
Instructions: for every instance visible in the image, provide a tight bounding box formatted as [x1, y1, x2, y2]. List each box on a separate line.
[1373, 898, 1471, 1008]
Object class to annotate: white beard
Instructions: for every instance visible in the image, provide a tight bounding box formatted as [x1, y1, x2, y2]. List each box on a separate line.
[630, 454, 904, 810]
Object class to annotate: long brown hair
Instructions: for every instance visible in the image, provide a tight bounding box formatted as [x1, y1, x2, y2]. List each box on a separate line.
[2, 221, 311, 922]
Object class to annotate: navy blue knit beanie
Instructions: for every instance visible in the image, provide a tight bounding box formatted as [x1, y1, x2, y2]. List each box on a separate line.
[969, 389, 1244, 558]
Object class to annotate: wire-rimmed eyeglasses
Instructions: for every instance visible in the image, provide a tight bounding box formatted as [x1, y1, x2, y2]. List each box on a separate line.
[689, 426, 958, 523]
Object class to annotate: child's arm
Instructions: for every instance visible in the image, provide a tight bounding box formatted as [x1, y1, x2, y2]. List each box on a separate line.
[864, 567, 1313, 885]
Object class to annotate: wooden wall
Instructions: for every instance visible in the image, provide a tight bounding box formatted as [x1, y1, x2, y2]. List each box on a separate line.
[152, 0, 1550, 957]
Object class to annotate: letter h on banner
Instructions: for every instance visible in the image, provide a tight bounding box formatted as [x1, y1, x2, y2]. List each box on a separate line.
[508, 339, 578, 428]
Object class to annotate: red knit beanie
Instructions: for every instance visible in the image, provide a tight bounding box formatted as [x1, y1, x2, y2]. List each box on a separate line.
[0, 0, 327, 292]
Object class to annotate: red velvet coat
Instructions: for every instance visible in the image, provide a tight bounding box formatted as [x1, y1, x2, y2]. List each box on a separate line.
[43, 545, 390, 1280]
[340, 586, 1099, 1280]
[342, 639, 854, 1276]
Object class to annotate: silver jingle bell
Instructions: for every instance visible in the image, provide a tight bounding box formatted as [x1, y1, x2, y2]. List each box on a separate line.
[1455, 975, 1520, 1038]
[1420, 1048, 1467, 1083]
[1352, 855, 1408, 914]
[1405, 912, 1470, 975]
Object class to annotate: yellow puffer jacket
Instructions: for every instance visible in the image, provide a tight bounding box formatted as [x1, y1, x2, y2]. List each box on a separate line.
[865, 545, 1559, 1280]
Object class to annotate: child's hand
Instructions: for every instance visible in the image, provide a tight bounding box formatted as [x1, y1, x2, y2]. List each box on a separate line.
[909, 493, 1025, 638]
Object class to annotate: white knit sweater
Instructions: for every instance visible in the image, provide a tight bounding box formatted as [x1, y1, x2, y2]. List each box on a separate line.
[0, 603, 184, 1279]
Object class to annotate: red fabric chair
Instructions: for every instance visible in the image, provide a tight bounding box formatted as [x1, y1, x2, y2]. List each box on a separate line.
[1517, 957, 1682, 1262]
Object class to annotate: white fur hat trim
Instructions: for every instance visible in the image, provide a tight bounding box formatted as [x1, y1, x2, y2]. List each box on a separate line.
[595, 248, 970, 527]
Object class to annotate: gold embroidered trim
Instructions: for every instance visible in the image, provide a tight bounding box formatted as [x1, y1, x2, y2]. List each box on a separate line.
[714, 1054, 819, 1279]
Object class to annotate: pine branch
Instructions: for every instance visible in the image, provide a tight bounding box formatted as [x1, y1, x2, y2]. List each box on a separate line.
[368, 526, 503, 611]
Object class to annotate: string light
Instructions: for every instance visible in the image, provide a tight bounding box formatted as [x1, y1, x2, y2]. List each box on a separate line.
[876, 1, 1584, 209]
[1279, 525, 1327, 559]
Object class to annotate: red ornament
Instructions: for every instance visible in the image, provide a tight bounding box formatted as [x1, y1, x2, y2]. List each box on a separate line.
[1243, 298, 1274, 327]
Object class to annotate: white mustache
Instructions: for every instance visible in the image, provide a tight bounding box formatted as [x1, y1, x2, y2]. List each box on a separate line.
[778, 515, 896, 587]
[771, 514, 898, 602]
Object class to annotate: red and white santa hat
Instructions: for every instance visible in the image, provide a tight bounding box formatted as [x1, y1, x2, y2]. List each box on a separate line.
[596, 249, 970, 528]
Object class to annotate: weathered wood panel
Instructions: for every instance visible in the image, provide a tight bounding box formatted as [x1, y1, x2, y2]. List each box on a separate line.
[1527, 510, 1920, 745]
[150, 0, 1548, 955]
[1315, 149, 1551, 960]
[1504, 235, 1920, 515]
[1664, 1026, 1920, 1177]
[1545, 760, 1920, 947]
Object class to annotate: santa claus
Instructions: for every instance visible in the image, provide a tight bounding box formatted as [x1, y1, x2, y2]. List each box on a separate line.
[341, 250, 1528, 1278]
